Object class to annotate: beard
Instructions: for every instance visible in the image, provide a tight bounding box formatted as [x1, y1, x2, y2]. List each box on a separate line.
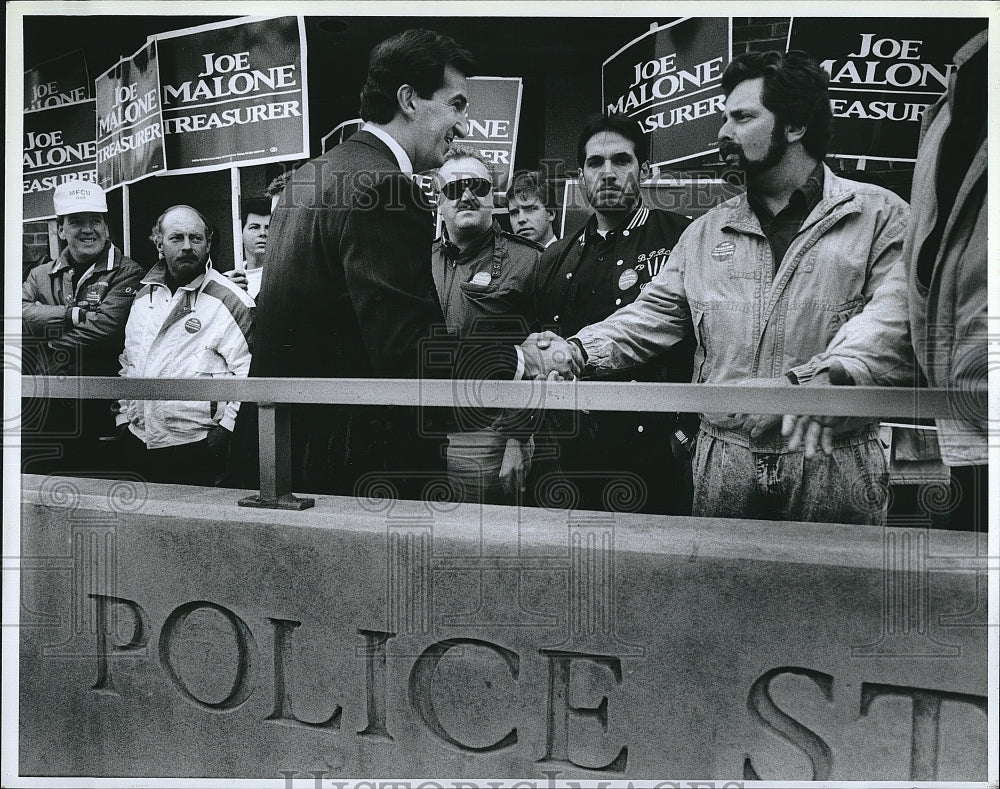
[720, 123, 788, 179]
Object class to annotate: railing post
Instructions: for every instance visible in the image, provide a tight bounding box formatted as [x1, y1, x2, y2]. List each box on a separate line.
[238, 402, 314, 510]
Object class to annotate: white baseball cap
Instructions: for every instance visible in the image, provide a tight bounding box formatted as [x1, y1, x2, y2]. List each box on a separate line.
[53, 180, 108, 215]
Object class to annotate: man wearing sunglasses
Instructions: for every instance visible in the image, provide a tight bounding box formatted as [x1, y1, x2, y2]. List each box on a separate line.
[431, 145, 543, 503]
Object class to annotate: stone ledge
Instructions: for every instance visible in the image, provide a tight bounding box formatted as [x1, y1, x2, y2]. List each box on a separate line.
[20, 474, 985, 570]
[16, 474, 988, 780]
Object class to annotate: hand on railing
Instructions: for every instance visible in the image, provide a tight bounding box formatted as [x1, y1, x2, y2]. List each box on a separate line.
[781, 362, 870, 457]
[704, 375, 793, 439]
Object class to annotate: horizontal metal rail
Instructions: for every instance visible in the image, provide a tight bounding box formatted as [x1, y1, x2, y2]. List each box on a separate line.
[21, 376, 972, 511]
[24, 376, 962, 419]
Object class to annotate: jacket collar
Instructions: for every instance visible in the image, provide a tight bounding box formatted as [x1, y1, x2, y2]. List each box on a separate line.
[952, 30, 987, 70]
[360, 123, 414, 177]
[721, 164, 856, 234]
[580, 203, 651, 245]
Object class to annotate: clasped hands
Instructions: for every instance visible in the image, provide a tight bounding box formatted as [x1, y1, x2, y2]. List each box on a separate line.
[519, 331, 583, 381]
[711, 362, 867, 458]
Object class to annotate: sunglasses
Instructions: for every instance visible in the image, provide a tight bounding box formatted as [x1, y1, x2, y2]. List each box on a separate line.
[439, 177, 492, 201]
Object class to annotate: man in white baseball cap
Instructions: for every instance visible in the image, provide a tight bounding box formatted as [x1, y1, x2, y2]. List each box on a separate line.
[22, 179, 143, 474]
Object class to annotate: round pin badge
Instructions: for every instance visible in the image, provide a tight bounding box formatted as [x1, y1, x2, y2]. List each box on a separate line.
[184, 317, 202, 334]
[470, 271, 492, 286]
[618, 268, 639, 290]
[711, 240, 736, 261]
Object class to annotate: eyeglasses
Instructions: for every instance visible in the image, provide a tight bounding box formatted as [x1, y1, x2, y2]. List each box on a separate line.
[439, 177, 492, 201]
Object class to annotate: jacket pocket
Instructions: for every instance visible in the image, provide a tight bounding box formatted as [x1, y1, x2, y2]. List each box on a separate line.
[825, 297, 865, 344]
[194, 347, 230, 377]
[460, 281, 517, 306]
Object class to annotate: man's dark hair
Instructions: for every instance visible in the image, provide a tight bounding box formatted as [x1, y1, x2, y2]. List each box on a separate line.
[576, 113, 647, 168]
[359, 29, 476, 123]
[241, 198, 272, 227]
[721, 50, 833, 161]
[506, 171, 555, 211]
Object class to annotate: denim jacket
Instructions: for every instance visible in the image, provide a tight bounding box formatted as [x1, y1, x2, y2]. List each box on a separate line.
[575, 165, 913, 433]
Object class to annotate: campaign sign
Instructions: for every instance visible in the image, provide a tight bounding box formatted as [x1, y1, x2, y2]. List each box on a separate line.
[95, 42, 165, 189]
[603, 18, 732, 168]
[23, 100, 98, 221]
[462, 77, 523, 190]
[24, 50, 91, 110]
[154, 16, 309, 173]
[788, 17, 987, 161]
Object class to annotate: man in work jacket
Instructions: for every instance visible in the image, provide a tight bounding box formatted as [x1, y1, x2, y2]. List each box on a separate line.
[539, 51, 914, 525]
[115, 205, 254, 486]
[431, 145, 543, 504]
[21, 179, 143, 474]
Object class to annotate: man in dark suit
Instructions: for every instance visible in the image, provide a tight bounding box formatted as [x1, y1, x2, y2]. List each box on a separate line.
[243, 29, 568, 500]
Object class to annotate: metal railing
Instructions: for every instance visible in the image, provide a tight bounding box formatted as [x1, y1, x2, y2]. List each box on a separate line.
[24, 375, 962, 510]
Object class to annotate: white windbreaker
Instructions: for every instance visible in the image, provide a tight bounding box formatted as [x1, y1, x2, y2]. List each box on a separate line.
[116, 262, 254, 449]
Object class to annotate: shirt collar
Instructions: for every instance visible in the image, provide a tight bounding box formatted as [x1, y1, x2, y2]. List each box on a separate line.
[796, 160, 826, 209]
[748, 160, 825, 220]
[362, 122, 414, 178]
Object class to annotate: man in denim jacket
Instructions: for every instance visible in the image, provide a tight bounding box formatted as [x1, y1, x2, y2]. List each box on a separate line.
[546, 51, 913, 525]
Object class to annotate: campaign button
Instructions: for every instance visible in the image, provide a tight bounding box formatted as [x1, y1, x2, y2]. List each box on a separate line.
[618, 268, 639, 290]
[711, 240, 735, 261]
[470, 271, 492, 286]
[184, 317, 202, 334]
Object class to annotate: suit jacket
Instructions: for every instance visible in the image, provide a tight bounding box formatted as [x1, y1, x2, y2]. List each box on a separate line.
[242, 130, 516, 496]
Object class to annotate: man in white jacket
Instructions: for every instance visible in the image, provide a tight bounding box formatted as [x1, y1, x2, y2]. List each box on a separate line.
[116, 205, 254, 486]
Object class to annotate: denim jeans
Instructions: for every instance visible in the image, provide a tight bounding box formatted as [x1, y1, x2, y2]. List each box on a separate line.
[447, 429, 511, 505]
[691, 424, 888, 525]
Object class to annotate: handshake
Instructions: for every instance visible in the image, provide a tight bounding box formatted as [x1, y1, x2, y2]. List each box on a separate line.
[519, 331, 585, 380]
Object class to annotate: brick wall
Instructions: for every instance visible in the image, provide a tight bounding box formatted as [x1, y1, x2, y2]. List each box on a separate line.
[733, 17, 790, 53]
[22, 220, 54, 273]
